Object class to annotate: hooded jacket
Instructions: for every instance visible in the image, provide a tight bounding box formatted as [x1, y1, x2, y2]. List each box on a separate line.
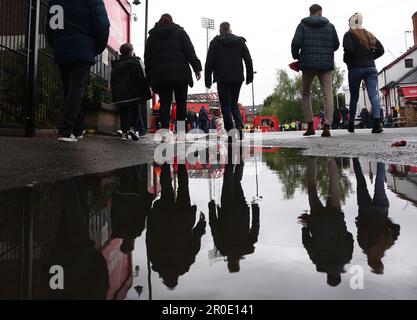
[110, 56, 151, 105]
[145, 23, 202, 89]
[46, 0, 110, 65]
[291, 16, 340, 71]
[205, 33, 254, 88]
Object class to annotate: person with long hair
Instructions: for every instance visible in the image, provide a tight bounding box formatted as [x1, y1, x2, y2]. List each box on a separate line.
[343, 13, 385, 134]
[145, 14, 202, 133]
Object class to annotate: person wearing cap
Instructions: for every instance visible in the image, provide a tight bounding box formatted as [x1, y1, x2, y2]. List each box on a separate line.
[343, 13, 385, 134]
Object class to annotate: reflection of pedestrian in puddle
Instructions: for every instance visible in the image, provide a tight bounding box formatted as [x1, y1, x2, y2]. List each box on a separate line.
[147, 164, 206, 290]
[111, 165, 151, 255]
[41, 179, 109, 299]
[300, 158, 354, 287]
[209, 147, 260, 273]
[353, 159, 400, 275]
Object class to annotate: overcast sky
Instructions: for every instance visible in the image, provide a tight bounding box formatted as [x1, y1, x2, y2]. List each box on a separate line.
[129, 0, 417, 106]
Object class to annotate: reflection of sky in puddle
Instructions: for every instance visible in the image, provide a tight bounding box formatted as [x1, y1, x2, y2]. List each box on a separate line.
[1, 148, 417, 300]
[128, 149, 417, 300]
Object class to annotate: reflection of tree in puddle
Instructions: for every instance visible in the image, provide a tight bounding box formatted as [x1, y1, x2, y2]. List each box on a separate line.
[263, 149, 353, 203]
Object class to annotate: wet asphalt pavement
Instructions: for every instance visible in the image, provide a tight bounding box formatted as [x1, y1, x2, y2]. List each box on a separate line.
[1, 127, 417, 191]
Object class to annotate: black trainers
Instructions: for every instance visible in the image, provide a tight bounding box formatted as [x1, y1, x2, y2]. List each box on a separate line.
[372, 119, 384, 134]
[303, 122, 315, 136]
[321, 124, 331, 138]
[348, 122, 355, 133]
[128, 129, 139, 141]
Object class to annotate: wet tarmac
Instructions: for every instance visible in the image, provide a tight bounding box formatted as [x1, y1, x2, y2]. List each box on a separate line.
[1, 147, 417, 300]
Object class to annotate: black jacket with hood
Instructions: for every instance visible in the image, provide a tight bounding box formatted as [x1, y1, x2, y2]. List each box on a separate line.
[145, 23, 202, 89]
[291, 16, 340, 71]
[205, 33, 254, 88]
[110, 56, 151, 105]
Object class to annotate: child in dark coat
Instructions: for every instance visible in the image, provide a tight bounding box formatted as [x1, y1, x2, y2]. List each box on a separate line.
[111, 43, 151, 141]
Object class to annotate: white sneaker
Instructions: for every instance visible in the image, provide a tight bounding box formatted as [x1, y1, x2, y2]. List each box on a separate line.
[76, 130, 86, 140]
[121, 133, 129, 141]
[58, 134, 78, 143]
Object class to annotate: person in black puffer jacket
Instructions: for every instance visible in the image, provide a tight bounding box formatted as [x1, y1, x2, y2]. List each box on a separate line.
[46, 0, 110, 142]
[291, 4, 339, 138]
[343, 13, 385, 134]
[111, 44, 151, 141]
[205, 22, 254, 136]
[145, 14, 202, 131]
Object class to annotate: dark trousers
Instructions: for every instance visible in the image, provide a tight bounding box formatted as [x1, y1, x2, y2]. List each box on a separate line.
[217, 82, 243, 132]
[158, 83, 188, 130]
[119, 102, 139, 134]
[136, 103, 146, 136]
[58, 63, 91, 136]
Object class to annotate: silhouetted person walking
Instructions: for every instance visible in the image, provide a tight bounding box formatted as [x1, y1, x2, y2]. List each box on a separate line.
[353, 159, 400, 274]
[291, 4, 339, 137]
[47, 0, 110, 142]
[145, 14, 202, 131]
[300, 158, 353, 287]
[111, 165, 152, 255]
[343, 13, 385, 134]
[199, 106, 209, 134]
[209, 147, 260, 273]
[205, 22, 254, 141]
[147, 164, 206, 289]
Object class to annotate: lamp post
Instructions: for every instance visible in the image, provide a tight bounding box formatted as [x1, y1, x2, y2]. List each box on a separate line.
[201, 17, 215, 54]
[132, 0, 149, 42]
[251, 71, 257, 123]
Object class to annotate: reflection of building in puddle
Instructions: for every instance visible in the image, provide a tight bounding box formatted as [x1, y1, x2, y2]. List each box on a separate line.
[352, 159, 417, 207]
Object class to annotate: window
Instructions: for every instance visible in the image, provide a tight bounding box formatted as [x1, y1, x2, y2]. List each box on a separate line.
[405, 59, 414, 68]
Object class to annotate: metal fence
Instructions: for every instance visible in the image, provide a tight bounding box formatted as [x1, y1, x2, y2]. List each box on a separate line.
[0, 0, 117, 135]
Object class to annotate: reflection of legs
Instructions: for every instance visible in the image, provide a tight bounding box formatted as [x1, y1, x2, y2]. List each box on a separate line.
[160, 164, 175, 205]
[177, 165, 191, 209]
[221, 164, 234, 207]
[353, 159, 372, 207]
[373, 163, 389, 207]
[307, 158, 323, 210]
[326, 158, 341, 211]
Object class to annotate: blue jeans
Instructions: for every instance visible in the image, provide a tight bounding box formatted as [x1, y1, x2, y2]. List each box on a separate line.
[348, 67, 381, 121]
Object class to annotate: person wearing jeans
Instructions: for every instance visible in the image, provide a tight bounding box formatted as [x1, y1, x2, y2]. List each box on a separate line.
[46, 0, 110, 142]
[291, 4, 340, 138]
[205, 22, 253, 141]
[353, 159, 400, 274]
[343, 13, 385, 134]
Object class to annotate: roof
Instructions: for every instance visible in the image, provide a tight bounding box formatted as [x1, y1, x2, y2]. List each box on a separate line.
[380, 46, 417, 73]
[398, 67, 417, 85]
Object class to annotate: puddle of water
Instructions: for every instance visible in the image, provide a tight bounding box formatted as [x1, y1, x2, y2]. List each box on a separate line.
[1, 147, 417, 300]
